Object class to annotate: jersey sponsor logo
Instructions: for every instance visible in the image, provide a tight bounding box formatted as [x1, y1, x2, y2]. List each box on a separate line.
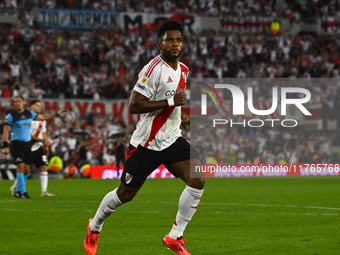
[20, 115, 26, 119]
[125, 172, 133, 184]
[165, 87, 186, 97]
[15, 157, 22, 162]
[165, 90, 176, 96]
[141, 77, 148, 84]
[17, 124, 22, 128]
[167, 77, 173, 83]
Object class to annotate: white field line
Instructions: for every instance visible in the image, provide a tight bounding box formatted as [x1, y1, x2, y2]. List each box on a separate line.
[1, 200, 339, 211]
[1, 200, 340, 215]
[0, 207, 339, 216]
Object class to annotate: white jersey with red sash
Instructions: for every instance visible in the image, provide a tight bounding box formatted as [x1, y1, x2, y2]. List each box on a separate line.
[31, 120, 46, 151]
[131, 55, 189, 151]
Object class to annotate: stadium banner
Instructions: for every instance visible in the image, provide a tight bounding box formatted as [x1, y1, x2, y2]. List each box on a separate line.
[119, 12, 200, 33]
[90, 163, 340, 179]
[0, 97, 309, 127]
[0, 98, 138, 127]
[321, 16, 340, 34]
[220, 16, 273, 33]
[38, 9, 119, 29]
[91, 165, 174, 179]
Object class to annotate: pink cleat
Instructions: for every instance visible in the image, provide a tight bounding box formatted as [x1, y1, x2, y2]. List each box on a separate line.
[84, 219, 101, 255]
[163, 233, 191, 255]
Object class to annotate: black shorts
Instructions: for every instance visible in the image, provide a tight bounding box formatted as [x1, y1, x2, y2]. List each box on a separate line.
[121, 137, 201, 188]
[32, 147, 48, 168]
[10, 141, 32, 165]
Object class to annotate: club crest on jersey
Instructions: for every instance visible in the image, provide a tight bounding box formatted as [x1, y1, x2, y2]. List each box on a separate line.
[182, 72, 187, 83]
[141, 77, 148, 84]
[125, 172, 133, 184]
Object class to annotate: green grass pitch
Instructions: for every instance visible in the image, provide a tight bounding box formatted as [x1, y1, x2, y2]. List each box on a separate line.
[1, 177, 339, 255]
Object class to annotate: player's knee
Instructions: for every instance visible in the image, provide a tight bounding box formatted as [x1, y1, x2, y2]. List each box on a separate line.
[188, 177, 205, 190]
[40, 165, 48, 172]
[16, 164, 25, 172]
[25, 165, 31, 173]
[119, 193, 135, 203]
[117, 189, 137, 203]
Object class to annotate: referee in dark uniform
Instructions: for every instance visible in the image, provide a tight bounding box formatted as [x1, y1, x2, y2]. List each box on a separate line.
[2, 95, 66, 198]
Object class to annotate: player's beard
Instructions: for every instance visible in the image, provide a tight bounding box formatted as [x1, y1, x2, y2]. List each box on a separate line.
[163, 48, 183, 61]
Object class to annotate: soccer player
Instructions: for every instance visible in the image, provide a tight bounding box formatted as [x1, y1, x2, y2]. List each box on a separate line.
[2, 95, 65, 198]
[10, 99, 55, 196]
[84, 20, 205, 255]
[112, 135, 125, 178]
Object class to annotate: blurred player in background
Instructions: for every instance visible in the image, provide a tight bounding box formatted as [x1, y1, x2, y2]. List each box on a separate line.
[84, 20, 205, 255]
[112, 135, 125, 178]
[10, 100, 55, 196]
[2, 95, 65, 198]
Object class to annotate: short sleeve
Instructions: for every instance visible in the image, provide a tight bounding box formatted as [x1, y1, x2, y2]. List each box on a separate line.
[30, 111, 38, 120]
[4, 114, 13, 126]
[133, 65, 160, 98]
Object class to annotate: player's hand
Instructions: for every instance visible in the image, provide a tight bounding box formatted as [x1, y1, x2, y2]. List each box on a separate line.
[56, 109, 67, 116]
[43, 140, 52, 147]
[174, 92, 187, 106]
[181, 112, 190, 125]
[2, 147, 10, 155]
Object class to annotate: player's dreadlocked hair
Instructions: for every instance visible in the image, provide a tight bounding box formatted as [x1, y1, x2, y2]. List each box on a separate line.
[157, 20, 183, 40]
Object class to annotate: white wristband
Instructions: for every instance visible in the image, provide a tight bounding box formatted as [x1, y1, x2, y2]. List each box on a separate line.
[167, 97, 175, 107]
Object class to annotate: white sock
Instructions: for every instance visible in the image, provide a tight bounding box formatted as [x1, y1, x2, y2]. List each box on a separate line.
[90, 188, 122, 232]
[169, 185, 203, 240]
[40, 172, 48, 192]
[12, 179, 18, 189]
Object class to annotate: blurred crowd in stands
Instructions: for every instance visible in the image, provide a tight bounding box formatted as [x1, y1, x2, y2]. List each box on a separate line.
[1, 0, 340, 171]
[2, 0, 339, 18]
[1, 103, 337, 174]
[191, 119, 337, 165]
[2, 23, 340, 102]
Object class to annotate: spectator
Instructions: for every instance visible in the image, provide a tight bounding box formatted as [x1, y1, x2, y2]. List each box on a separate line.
[64, 162, 79, 178]
[1, 83, 12, 97]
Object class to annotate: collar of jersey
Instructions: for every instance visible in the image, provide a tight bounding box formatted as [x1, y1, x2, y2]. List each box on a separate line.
[158, 54, 178, 70]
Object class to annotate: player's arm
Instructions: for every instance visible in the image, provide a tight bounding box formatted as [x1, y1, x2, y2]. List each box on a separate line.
[35, 109, 67, 121]
[31, 133, 51, 147]
[31, 135, 45, 143]
[129, 90, 187, 114]
[2, 125, 11, 154]
[42, 132, 50, 157]
[2, 113, 13, 154]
